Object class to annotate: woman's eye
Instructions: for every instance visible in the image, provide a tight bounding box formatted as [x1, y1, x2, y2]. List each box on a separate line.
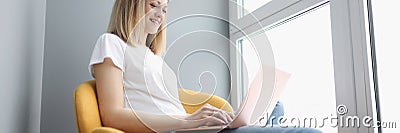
[150, 3, 156, 8]
[162, 7, 168, 13]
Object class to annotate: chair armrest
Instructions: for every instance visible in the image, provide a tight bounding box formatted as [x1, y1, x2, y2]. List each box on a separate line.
[178, 88, 233, 114]
[91, 127, 124, 133]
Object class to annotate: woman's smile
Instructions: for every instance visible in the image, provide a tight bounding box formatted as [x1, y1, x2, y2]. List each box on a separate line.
[150, 18, 160, 26]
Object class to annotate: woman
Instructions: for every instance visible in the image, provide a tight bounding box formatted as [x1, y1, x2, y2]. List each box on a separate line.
[89, 0, 321, 132]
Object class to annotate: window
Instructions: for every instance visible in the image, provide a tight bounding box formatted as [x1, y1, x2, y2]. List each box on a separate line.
[238, 0, 273, 17]
[238, 4, 337, 132]
[371, 0, 400, 132]
[229, 0, 377, 132]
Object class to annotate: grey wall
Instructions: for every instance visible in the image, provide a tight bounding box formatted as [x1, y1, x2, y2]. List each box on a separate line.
[164, 0, 231, 100]
[40, 0, 230, 132]
[40, 0, 114, 132]
[0, 0, 46, 133]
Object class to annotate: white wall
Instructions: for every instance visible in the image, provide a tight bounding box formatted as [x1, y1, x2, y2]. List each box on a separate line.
[39, 0, 230, 132]
[0, 0, 46, 133]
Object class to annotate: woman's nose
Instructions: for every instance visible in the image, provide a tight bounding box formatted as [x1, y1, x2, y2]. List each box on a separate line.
[154, 8, 163, 19]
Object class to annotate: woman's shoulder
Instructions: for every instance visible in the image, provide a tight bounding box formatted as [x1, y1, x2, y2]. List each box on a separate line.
[96, 33, 127, 48]
[98, 33, 124, 42]
[99, 32, 117, 38]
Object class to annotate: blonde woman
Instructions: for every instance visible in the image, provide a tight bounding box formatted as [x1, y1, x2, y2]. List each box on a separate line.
[89, 0, 321, 132]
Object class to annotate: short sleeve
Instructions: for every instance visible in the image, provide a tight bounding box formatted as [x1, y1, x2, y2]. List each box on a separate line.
[88, 33, 126, 78]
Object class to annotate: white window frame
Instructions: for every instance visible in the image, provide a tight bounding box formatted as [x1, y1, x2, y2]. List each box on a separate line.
[228, 0, 376, 132]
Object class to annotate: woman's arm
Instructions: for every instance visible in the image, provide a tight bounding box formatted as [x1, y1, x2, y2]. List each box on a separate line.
[93, 58, 232, 132]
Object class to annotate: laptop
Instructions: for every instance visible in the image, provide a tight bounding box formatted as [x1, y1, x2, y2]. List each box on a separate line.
[175, 65, 291, 132]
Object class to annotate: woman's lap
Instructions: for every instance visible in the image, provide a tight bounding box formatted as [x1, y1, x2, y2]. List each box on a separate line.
[220, 126, 322, 133]
[267, 101, 285, 125]
[219, 101, 321, 132]
[173, 101, 321, 133]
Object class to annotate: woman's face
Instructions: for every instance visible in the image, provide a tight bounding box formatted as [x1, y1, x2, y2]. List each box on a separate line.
[145, 0, 168, 34]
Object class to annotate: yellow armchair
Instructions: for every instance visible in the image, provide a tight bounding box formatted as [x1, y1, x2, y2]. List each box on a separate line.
[73, 80, 233, 133]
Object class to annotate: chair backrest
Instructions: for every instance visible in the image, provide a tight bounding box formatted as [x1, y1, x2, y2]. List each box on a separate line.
[73, 80, 234, 133]
[178, 88, 234, 114]
[74, 80, 102, 133]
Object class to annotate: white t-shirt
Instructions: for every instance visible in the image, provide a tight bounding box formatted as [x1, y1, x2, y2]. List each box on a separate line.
[88, 33, 186, 115]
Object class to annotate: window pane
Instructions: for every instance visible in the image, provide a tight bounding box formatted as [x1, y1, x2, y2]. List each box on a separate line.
[372, 0, 400, 131]
[238, 0, 273, 17]
[240, 5, 337, 132]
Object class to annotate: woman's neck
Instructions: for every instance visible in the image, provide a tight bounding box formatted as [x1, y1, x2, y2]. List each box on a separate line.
[137, 33, 149, 46]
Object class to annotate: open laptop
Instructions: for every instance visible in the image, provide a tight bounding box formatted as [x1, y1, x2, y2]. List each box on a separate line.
[175, 65, 291, 132]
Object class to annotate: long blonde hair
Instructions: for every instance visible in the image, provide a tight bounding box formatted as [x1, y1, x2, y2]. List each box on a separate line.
[107, 0, 166, 56]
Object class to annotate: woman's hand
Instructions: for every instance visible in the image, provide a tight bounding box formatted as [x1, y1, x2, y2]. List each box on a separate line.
[184, 104, 235, 127]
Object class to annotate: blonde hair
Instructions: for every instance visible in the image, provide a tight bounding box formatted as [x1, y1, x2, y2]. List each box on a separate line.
[107, 0, 166, 56]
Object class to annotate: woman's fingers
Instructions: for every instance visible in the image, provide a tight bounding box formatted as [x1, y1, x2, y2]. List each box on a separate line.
[198, 110, 229, 124]
[223, 111, 233, 123]
[204, 104, 234, 123]
[203, 115, 226, 126]
[210, 111, 228, 123]
[228, 112, 235, 119]
[205, 105, 236, 124]
[186, 104, 237, 127]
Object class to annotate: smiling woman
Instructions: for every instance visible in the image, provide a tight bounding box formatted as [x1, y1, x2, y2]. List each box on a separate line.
[87, 0, 322, 133]
[106, 0, 166, 56]
[89, 0, 235, 132]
